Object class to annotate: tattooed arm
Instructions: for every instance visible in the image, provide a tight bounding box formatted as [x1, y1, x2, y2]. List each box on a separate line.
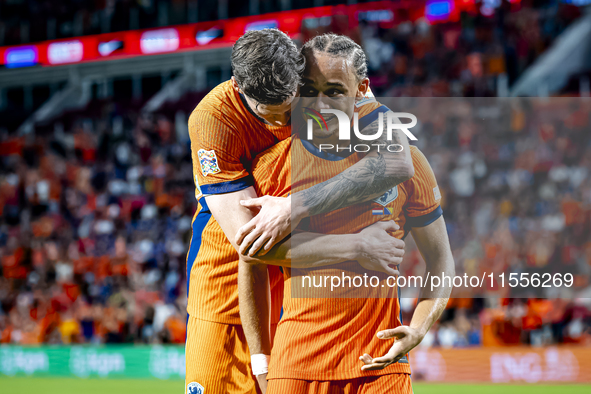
[295, 119, 413, 217]
[235, 115, 414, 256]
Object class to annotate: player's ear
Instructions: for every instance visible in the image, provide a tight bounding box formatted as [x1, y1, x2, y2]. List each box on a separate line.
[231, 76, 241, 93]
[356, 78, 370, 99]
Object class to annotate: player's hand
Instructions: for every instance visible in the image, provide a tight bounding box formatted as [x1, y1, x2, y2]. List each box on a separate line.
[236, 195, 299, 257]
[255, 373, 268, 393]
[355, 220, 404, 276]
[359, 326, 423, 371]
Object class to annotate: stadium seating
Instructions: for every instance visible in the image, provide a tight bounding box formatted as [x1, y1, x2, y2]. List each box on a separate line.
[0, 1, 590, 348]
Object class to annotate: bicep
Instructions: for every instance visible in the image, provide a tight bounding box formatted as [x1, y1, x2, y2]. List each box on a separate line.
[190, 110, 250, 188]
[410, 216, 453, 268]
[205, 186, 259, 252]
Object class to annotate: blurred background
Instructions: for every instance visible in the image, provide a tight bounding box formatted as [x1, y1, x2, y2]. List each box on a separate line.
[0, 0, 590, 392]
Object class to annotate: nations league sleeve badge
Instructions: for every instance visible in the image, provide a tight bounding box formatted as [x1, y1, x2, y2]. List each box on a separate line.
[198, 149, 221, 177]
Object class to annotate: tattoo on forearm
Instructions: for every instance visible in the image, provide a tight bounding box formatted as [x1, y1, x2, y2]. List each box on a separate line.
[296, 116, 412, 217]
[298, 153, 405, 217]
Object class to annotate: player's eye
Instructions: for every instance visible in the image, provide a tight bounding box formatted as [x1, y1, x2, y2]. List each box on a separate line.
[327, 89, 344, 97]
[300, 86, 317, 97]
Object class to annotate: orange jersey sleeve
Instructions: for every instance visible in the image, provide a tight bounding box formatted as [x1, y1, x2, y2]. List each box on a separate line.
[404, 146, 443, 228]
[189, 108, 251, 195]
[188, 80, 290, 199]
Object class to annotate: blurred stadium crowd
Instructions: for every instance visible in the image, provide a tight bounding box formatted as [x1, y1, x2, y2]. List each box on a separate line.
[1, 2, 590, 346]
[399, 97, 591, 349]
[0, 105, 193, 344]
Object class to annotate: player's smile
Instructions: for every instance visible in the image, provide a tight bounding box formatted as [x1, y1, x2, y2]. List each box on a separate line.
[300, 50, 367, 145]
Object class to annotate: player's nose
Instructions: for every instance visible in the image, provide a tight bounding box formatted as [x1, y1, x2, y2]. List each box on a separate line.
[311, 94, 332, 111]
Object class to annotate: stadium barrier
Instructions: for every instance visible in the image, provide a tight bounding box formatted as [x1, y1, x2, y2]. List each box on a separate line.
[410, 346, 591, 383]
[1, 345, 590, 383]
[0, 345, 185, 379]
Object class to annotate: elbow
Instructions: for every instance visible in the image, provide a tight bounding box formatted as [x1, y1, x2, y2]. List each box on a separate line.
[241, 253, 272, 266]
[241, 254, 260, 265]
[404, 160, 415, 181]
[447, 258, 456, 278]
[394, 159, 414, 183]
[384, 150, 415, 183]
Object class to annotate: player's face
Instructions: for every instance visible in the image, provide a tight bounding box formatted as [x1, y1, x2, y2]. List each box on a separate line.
[299, 50, 369, 139]
[242, 91, 294, 127]
[231, 76, 294, 127]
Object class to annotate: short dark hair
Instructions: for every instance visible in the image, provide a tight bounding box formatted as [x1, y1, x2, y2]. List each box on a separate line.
[231, 29, 305, 105]
[301, 34, 368, 81]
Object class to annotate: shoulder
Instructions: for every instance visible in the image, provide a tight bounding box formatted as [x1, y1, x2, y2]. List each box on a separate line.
[194, 80, 235, 112]
[409, 145, 430, 166]
[189, 81, 237, 123]
[189, 81, 243, 135]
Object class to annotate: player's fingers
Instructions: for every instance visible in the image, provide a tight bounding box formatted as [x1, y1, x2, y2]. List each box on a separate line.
[382, 220, 400, 232]
[390, 245, 405, 257]
[239, 230, 262, 255]
[389, 254, 403, 265]
[390, 237, 405, 250]
[371, 220, 399, 232]
[248, 234, 269, 257]
[377, 326, 408, 340]
[235, 219, 258, 245]
[360, 361, 390, 371]
[369, 355, 400, 366]
[263, 236, 277, 252]
[384, 266, 400, 276]
[368, 346, 402, 366]
[240, 197, 265, 208]
[359, 353, 373, 364]
[389, 256, 403, 267]
[370, 349, 404, 365]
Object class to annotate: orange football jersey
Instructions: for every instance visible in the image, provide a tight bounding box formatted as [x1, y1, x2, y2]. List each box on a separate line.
[186, 83, 384, 325]
[187, 80, 290, 324]
[251, 123, 442, 380]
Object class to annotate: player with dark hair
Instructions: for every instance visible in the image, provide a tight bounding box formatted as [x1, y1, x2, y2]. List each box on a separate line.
[231, 29, 303, 107]
[234, 33, 394, 255]
[186, 29, 414, 394]
[238, 34, 455, 394]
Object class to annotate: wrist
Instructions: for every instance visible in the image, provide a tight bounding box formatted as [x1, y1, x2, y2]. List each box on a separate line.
[291, 194, 308, 223]
[409, 323, 428, 340]
[350, 234, 366, 260]
[251, 354, 270, 376]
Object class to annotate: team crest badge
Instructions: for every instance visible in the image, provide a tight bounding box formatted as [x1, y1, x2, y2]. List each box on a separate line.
[198, 149, 221, 177]
[373, 186, 398, 207]
[187, 382, 205, 394]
